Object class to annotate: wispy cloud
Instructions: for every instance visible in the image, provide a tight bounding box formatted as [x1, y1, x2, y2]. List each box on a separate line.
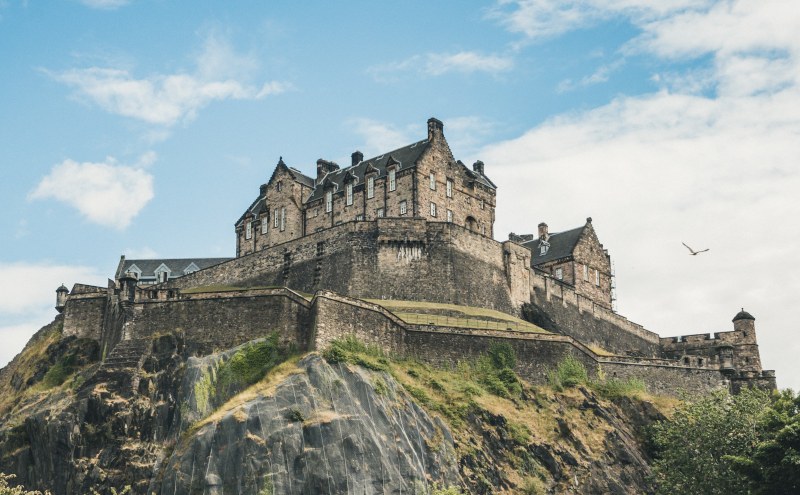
[79, 0, 130, 9]
[368, 51, 513, 81]
[29, 153, 156, 229]
[47, 34, 291, 126]
[557, 59, 625, 92]
[348, 118, 418, 155]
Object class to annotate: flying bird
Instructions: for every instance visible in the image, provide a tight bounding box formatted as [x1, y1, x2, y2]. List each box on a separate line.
[682, 242, 709, 256]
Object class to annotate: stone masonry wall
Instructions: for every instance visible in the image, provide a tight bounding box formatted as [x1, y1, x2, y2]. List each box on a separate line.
[63, 294, 107, 341]
[124, 290, 312, 351]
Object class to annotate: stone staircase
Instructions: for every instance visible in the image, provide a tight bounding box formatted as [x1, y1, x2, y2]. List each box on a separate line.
[80, 338, 151, 396]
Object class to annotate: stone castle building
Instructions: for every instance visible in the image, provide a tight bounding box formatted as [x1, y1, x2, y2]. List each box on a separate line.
[53, 117, 776, 396]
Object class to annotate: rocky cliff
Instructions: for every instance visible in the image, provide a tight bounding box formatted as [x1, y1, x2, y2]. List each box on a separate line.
[0, 316, 670, 494]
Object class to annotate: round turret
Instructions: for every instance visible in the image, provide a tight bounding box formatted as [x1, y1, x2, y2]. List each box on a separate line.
[732, 308, 756, 340]
[56, 284, 69, 313]
[732, 308, 755, 322]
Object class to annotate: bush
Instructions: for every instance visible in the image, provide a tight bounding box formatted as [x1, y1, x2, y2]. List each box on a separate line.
[549, 355, 588, 390]
[217, 334, 282, 393]
[592, 377, 647, 399]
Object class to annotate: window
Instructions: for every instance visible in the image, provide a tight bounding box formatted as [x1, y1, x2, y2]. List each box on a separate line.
[683, 357, 690, 365]
[157, 271, 168, 283]
[276, 181, 283, 192]
[367, 176, 375, 199]
[446, 209, 453, 222]
[595, 269, 600, 286]
[698, 358, 704, 366]
[246, 221, 253, 239]
[480, 199, 485, 210]
[377, 207, 384, 218]
[325, 191, 333, 213]
[429, 172, 436, 190]
[583, 264, 589, 281]
[430, 202, 437, 217]
[446, 179, 453, 198]
[316, 242, 325, 257]
[399, 200, 407, 215]
[261, 216, 268, 234]
[273, 209, 279, 228]
[481, 224, 486, 235]
[356, 214, 364, 221]
[346, 183, 353, 206]
[280, 207, 286, 231]
[388, 169, 396, 191]
[539, 241, 549, 256]
[555, 267, 563, 280]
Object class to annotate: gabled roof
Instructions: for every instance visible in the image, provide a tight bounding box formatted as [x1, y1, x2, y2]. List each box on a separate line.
[306, 139, 431, 202]
[522, 226, 585, 266]
[116, 258, 233, 280]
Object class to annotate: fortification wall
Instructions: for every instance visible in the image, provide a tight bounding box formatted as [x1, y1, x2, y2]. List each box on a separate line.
[528, 277, 661, 357]
[63, 293, 107, 341]
[123, 289, 312, 351]
[164, 218, 519, 314]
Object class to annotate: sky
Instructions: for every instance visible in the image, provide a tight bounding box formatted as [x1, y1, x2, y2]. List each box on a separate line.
[1, 0, 798, 389]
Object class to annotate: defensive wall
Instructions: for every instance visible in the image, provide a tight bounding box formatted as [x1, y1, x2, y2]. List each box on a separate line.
[162, 218, 531, 316]
[59, 284, 742, 397]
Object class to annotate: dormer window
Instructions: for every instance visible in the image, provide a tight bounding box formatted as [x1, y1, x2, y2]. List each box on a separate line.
[555, 267, 563, 280]
[325, 191, 333, 213]
[388, 168, 396, 191]
[539, 241, 550, 256]
[367, 176, 375, 199]
[346, 183, 353, 206]
[246, 221, 253, 239]
[154, 263, 171, 284]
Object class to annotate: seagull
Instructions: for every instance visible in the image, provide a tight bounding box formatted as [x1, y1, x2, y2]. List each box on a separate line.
[682, 242, 709, 256]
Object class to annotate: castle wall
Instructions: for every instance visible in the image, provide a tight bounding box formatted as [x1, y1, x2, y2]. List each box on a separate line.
[123, 290, 312, 351]
[528, 280, 661, 357]
[63, 291, 107, 341]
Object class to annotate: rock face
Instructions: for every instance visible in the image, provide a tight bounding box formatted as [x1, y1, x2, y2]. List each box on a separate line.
[0, 323, 666, 494]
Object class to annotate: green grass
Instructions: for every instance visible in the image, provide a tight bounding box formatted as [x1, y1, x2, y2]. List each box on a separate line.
[364, 299, 548, 333]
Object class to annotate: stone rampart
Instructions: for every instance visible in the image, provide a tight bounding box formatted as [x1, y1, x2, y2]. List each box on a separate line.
[529, 273, 661, 356]
[63, 291, 107, 341]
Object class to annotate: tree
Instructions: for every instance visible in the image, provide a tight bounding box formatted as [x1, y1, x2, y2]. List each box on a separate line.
[649, 388, 771, 495]
[726, 389, 800, 494]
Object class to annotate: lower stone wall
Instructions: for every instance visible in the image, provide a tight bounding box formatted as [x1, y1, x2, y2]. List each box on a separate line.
[124, 292, 312, 351]
[63, 295, 107, 341]
[528, 286, 661, 357]
[600, 361, 727, 397]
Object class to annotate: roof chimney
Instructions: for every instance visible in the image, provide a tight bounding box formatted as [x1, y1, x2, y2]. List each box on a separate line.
[538, 222, 549, 241]
[259, 184, 268, 196]
[427, 117, 444, 141]
[351, 150, 363, 167]
[473, 160, 485, 175]
[316, 159, 340, 184]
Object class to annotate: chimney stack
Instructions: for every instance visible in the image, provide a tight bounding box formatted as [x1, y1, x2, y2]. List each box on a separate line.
[316, 159, 340, 184]
[427, 117, 444, 141]
[351, 150, 363, 167]
[473, 160, 485, 175]
[538, 222, 549, 241]
[259, 184, 268, 196]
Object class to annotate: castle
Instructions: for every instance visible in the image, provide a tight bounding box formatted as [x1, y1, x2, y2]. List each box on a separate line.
[54, 118, 775, 396]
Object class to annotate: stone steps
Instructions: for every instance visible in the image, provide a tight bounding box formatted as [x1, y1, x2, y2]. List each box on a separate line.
[80, 338, 151, 395]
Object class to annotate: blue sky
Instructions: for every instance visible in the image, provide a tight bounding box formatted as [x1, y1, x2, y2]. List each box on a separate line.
[2, 1, 799, 390]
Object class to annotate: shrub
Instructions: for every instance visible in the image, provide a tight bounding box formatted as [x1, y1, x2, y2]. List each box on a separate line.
[592, 377, 647, 399]
[549, 355, 588, 390]
[217, 334, 282, 393]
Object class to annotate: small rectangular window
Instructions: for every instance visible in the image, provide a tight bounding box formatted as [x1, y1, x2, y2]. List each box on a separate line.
[480, 199, 485, 210]
[280, 207, 286, 232]
[377, 207, 384, 218]
[367, 176, 375, 199]
[389, 169, 396, 191]
[273, 209, 279, 228]
[429, 172, 436, 190]
[555, 267, 563, 280]
[583, 264, 589, 281]
[346, 183, 353, 206]
[446, 209, 453, 222]
[430, 202, 437, 217]
[399, 200, 407, 215]
[595, 269, 600, 286]
[276, 181, 282, 192]
[446, 179, 453, 198]
[356, 214, 364, 221]
[325, 191, 333, 213]
[261, 217, 268, 234]
[316, 242, 325, 257]
[246, 221, 253, 239]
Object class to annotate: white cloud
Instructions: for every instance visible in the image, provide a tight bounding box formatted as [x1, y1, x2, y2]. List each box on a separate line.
[48, 35, 291, 126]
[481, 0, 800, 390]
[79, 0, 130, 9]
[349, 118, 419, 156]
[0, 262, 106, 369]
[368, 51, 513, 81]
[557, 59, 625, 92]
[29, 154, 155, 229]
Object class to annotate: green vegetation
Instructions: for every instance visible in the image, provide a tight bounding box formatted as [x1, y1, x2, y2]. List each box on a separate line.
[217, 334, 284, 392]
[547, 355, 588, 390]
[321, 335, 389, 372]
[364, 298, 548, 333]
[546, 356, 647, 399]
[649, 388, 800, 495]
[0, 474, 130, 495]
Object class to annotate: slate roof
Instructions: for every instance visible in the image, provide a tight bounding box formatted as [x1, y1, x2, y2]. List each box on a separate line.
[521, 226, 585, 266]
[117, 258, 232, 280]
[733, 309, 755, 322]
[306, 139, 431, 202]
